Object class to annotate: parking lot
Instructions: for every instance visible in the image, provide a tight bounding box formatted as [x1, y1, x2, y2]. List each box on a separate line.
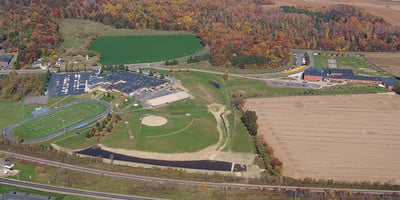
[48, 73, 91, 96]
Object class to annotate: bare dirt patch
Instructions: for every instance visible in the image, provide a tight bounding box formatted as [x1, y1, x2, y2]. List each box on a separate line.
[141, 115, 168, 127]
[23, 95, 48, 105]
[273, 0, 400, 27]
[244, 94, 400, 184]
[365, 53, 400, 77]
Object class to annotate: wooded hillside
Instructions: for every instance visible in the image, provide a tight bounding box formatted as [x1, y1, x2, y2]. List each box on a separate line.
[0, 0, 399, 69]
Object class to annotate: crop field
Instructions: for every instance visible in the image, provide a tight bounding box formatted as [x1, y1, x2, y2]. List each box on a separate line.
[12, 102, 106, 140]
[273, 0, 400, 27]
[89, 35, 203, 65]
[365, 53, 400, 77]
[244, 94, 400, 184]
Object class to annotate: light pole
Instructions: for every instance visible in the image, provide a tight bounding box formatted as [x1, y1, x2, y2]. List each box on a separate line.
[61, 119, 65, 134]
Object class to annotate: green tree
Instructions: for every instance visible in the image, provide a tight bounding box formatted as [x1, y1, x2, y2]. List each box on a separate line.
[223, 69, 229, 81]
[241, 110, 258, 136]
[393, 83, 400, 94]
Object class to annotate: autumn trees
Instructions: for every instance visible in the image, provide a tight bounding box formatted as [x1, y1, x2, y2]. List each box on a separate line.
[0, 73, 47, 100]
[1, 0, 399, 70]
[0, 1, 62, 69]
[241, 110, 258, 136]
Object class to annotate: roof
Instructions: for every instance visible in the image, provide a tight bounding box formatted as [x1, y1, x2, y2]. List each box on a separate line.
[382, 77, 398, 86]
[101, 71, 166, 93]
[0, 54, 13, 64]
[147, 91, 190, 107]
[303, 67, 398, 87]
[303, 67, 323, 76]
[323, 68, 354, 78]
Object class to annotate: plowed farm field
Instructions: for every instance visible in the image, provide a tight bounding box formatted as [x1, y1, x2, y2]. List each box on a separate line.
[365, 53, 400, 77]
[273, 0, 400, 27]
[244, 94, 400, 183]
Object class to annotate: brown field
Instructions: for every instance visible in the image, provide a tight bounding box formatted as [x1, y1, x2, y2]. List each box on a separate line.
[273, 0, 400, 27]
[365, 53, 400, 77]
[244, 94, 400, 183]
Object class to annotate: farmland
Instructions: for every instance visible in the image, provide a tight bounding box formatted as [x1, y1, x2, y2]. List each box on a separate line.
[89, 35, 203, 65]
[12, 101, 107, 140]
[273, 0, 400, 27]
[365, 53, 400, 77]
[244, 94, 400, 184]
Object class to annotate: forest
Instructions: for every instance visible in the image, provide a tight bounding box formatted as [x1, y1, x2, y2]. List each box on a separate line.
[0, 0, 399, 69]
[0, 72, 49, 101]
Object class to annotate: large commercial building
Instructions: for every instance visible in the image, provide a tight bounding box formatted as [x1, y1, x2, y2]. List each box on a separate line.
[48, 71, 167, 97]
[303, 67, 398, 90]
[0, 54, 13, 68]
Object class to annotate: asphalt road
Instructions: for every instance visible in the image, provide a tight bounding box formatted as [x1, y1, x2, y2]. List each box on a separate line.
[1, 150, 399, 197]
[0, 178, 159, 200]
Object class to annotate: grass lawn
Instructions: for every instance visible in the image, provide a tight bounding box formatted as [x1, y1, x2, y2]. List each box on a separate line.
[313, 54, 389, 76]
[173, 71, 256, 153]
[0, 100, 38, 129]
[50, 126, 97, 149]
[12, 102, 106, 140]
[100, 100, 218, 153]
[89, 35, 203, 65]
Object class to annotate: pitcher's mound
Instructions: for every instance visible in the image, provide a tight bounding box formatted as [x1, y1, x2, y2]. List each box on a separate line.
[141, 115, 167, 127]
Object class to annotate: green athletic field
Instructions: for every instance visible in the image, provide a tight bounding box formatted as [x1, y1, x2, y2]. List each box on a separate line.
[12, 102, 106, 140]
[89, 34, 203, 65]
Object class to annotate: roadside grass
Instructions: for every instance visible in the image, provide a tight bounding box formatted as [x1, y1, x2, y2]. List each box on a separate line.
[227, 76, 389, 97]
[89, 35, 203, 65]
[12, 102, 106, 140]
[5, 161, 290, 200]
[313, 54, 389, 76]
[0, 184, 92, 200]
[0, 100, 36, 129]
[51, 127, 97, 150]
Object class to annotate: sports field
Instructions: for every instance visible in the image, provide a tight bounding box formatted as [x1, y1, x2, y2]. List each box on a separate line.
[89, 35, 203, 65]
[12, 102, 106, 140]
[244, 94, 400, 184]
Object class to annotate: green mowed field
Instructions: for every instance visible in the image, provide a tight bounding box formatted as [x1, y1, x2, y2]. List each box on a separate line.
[0, 100, 38, 129]
[56, 100, 219, 153]
[89, 35, 203, 65]
[313, 54, 388, 76]
[12, 102, 106, 140]
[102, 100, 218, 153]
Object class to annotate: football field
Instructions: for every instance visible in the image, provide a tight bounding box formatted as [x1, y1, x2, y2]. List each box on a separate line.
[12, 102, 106, 140]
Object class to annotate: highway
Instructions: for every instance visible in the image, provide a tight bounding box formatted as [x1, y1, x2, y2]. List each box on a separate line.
[0, 178, 159, 200]
[1, 150, 399, 197]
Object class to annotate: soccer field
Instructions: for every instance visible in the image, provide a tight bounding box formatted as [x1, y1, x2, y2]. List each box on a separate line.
[89, 34, 203, 65]
[12, 102, 107, 140]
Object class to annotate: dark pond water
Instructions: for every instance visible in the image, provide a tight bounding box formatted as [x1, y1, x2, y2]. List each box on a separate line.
[208, 80, 220, 89]
[76, 146, 246, 172]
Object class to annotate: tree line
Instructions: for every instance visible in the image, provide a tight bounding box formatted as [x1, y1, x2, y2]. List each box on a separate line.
[0, 73, 48, 100]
